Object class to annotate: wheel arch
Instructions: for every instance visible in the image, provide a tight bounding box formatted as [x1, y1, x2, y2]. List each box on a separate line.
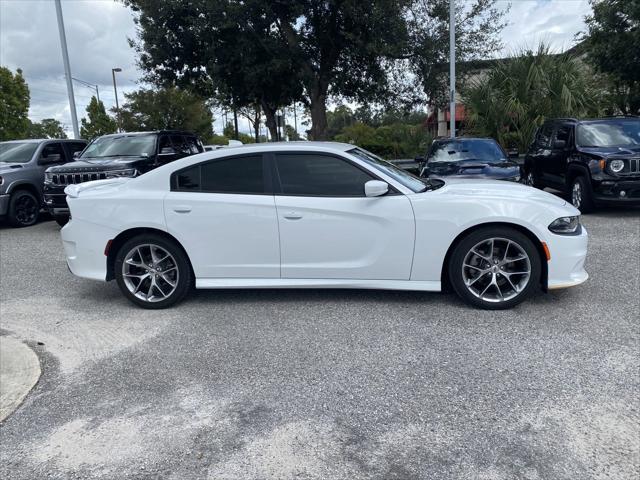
[440, 221, 548, 292]
[6, 181, 41, 202]
[566, 162, 591, 188]
[106, 227, 194, 281]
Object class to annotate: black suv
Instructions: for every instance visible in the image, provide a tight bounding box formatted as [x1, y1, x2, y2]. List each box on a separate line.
[44, 130, 204, 225]
[524, 117, 640, 212]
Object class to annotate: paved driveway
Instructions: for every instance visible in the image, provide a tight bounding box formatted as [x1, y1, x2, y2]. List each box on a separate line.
[0, 209, 638, 479]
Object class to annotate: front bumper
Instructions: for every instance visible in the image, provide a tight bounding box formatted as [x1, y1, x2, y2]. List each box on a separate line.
[44, 184, 70, 216]
[0, 194, 10, 216]
[593, 177, 640, 206]
[546, 225, 589, 290]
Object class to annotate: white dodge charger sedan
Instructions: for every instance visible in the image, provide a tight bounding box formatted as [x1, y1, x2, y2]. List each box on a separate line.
[61, 142, 588, 310]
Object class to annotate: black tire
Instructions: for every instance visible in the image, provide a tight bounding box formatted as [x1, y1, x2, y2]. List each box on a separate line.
[54, 215, 69, 227]
[114, 233, 192, 309]
[8, 189, 39, 227]
[570, 175, 595, 213]
[448, 226, 542, 310]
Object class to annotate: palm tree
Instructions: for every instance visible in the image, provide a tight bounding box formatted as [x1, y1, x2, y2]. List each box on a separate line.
[463, 44, 603, 152]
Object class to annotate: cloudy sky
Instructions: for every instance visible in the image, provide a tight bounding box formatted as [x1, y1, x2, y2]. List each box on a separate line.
[0, 0, 592, 138]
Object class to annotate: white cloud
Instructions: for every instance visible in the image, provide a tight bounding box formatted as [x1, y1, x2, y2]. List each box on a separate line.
[496, 0, 591, 55]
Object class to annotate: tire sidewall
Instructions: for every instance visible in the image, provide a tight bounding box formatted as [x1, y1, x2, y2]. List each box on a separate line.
[448, 227, 542, 310]
[8, 190, 39, 227]
[114, 234, 192, 309]
[571, 175, 595, 213]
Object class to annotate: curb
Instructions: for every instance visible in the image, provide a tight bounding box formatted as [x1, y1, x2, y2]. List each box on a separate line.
[0, 335, 41, 422]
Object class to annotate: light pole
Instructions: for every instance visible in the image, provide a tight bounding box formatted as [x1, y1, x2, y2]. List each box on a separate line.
[111, 67, 122, 131]
[54, 0, 79, 139]
[449, 0, 456, 138]
[72, 77, 99, 102]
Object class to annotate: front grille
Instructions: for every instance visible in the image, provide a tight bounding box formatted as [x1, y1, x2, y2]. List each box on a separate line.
[51, 171, 107, 185]
[631, 158, 640, 174]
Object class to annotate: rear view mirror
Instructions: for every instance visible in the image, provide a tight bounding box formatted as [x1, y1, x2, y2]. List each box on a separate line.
[364, 180, 389, 197]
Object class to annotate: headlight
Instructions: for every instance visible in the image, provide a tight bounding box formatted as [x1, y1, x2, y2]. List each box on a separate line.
[0, 175, 3, 186]
[548, 216, 581, 234]
[44, 172, 53, 182]
[609, 159, 625, 173]
[104, 168, 138, 178]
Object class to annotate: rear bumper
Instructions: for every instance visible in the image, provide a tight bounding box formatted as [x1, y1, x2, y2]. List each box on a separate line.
[61, 218, 116, 281]
[546, 226, 589, 290]
[0, 194, 10, 216]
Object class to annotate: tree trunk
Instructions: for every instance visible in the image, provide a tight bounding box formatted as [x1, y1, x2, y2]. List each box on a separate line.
[233, 109, 239, 140]
[308, 87, 328, 140]
[254, 105, 261, 142]
[261, 101, 278, 141]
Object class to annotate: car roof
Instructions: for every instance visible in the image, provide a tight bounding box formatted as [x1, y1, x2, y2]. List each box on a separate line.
[433, 137, 497, 142]
[209, 141, 356, 154]
[96, 130, 198, 139]
[546, 116, 639, 125]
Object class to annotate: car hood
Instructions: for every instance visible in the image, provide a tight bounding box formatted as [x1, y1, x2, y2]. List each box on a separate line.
[427, 160, 520, 178]
[0, 163, 25, 174]
[434, 177, 573, 210]
[48, 156, 146, 172]
[577, 146, 640, 158]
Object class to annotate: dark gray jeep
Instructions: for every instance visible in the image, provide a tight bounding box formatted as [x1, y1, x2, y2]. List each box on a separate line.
[0, 139, 87, 227]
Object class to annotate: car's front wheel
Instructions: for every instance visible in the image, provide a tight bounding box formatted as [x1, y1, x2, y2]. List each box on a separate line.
[8, 189, 39, 227]
[523, 169, 537, 188]
[114, 234, 192, 309]
[570, 175, 595, 213]
[448, 227, 541, 310]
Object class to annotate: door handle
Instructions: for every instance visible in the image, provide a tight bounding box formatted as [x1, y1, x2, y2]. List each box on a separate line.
[173, 205, 192, 213]
[283, 211, 303, 220]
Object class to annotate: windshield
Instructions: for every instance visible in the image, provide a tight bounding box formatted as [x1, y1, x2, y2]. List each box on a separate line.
[0, 142, 39, 163]
[428, 139, 506, 163]
[81, 135, 157, 158]
[576, 120, 640, 147]
[348, 147, 428, 193]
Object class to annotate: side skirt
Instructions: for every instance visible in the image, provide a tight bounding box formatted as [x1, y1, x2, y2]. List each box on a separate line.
[195, 278, 441, 292]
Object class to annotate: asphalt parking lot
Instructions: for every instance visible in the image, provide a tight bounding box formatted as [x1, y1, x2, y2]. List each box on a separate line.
[0, 208, 638, 479]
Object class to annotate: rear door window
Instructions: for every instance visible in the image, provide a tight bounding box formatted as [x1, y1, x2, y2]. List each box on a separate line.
[537, 123, 554, 148]
[171, 155, 265, 194]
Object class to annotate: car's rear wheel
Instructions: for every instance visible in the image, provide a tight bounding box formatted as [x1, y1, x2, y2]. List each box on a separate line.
[570, 175, 595, 213]
[114, 234, 192, 309]
[8, 190, 39, 227]
[449, 227, 541, 310]
[523, 169, 537, 188]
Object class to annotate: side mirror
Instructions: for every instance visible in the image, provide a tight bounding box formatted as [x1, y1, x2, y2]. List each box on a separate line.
[364, 180, 389, 197]
[159, 146, 176, 156]
[73, 151, 81, 159]
[553, 140, 566, 150]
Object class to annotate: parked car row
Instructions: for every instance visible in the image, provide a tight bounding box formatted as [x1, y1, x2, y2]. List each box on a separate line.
[396, 116, 640, 213]
[0, 131, 204, 227]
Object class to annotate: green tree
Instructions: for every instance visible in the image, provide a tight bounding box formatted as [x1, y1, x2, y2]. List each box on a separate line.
[582, 0, 640, 114]
[118, 87, 213, 140]
[463, 44, 603, 152]
[80, 96, 117, 140]
[28, 118, 67, 139]
[0, 67, 30, 140]
[405, 0, 508, 108]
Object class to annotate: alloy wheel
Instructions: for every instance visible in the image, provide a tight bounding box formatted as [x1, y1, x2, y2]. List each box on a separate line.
[122, 244, 179, 302]
[15, 195, 38, 225]
[525, 172, 535, 187]
[572, 181, 582, 208]
[461, 237, 531, 303]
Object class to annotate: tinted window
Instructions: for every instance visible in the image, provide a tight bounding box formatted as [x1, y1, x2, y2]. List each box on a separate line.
[172, 155, 265, 194]
[349, 148, 426, 193]
[174, 165, 201, 191]
[159, 135, 172, 152]
[170, 135, 190, 155]
[184, 136, 201, 154]
[68, 142, 86, 154]
[553, 125, 572, 144]
[537, 124, 553, 148]
[276, 154, 373, 196]
[40, 143, 64, 162]
[201, 155, 264, 193]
